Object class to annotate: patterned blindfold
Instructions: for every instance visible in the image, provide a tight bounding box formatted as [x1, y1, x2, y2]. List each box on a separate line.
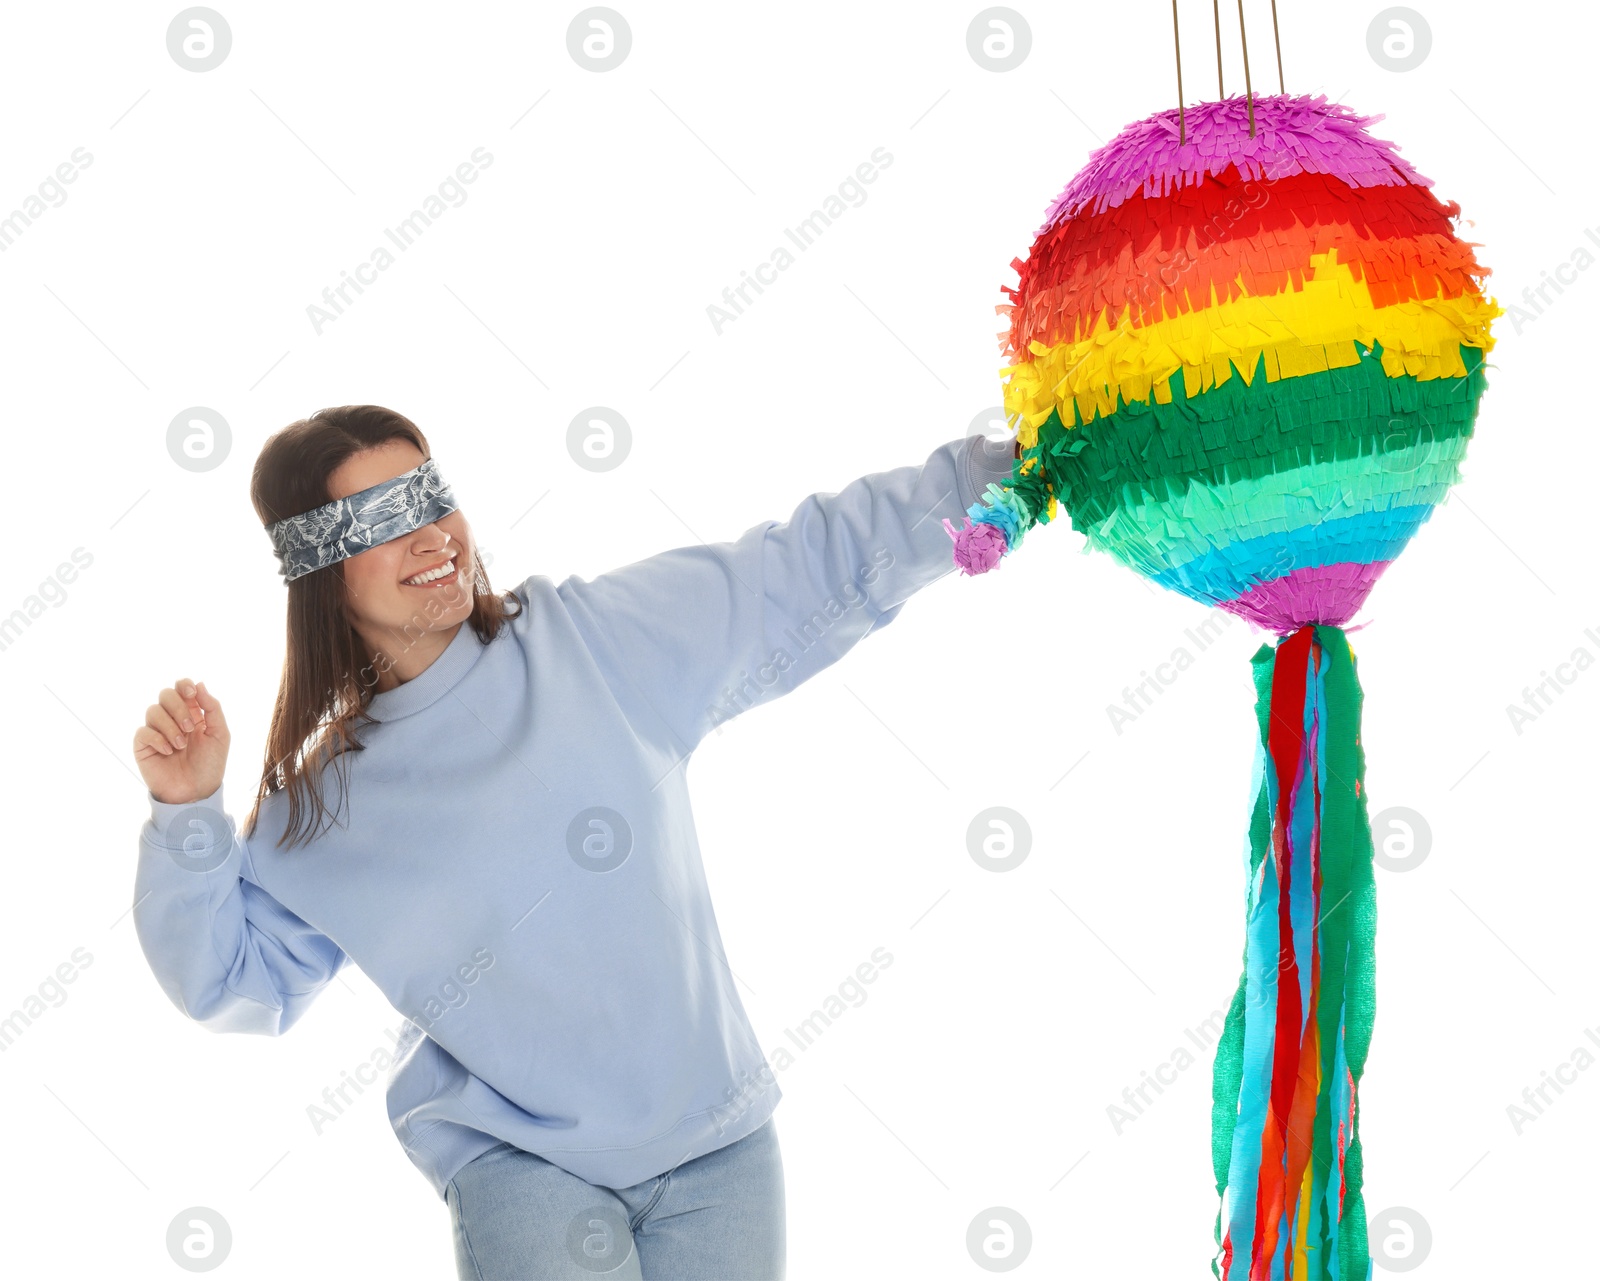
[265, 458, 458, 583]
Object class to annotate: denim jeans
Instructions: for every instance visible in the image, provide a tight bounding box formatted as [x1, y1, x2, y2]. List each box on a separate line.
[444, 1117, 785, 1280]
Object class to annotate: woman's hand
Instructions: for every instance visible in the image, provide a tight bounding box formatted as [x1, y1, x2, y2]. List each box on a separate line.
[134, 679, 230, 805]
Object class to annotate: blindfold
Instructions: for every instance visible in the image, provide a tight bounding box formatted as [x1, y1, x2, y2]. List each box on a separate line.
[265, 458, 457, 583]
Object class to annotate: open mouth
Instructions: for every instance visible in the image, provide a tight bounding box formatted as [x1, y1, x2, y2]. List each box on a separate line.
[402, 557, 459, 588]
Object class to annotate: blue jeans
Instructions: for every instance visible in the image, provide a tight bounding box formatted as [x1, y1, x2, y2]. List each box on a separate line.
[444, 1117, 785, 1280]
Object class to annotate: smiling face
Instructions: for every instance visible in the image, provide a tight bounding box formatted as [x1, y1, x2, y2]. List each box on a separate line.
[327, 438, 478, 690]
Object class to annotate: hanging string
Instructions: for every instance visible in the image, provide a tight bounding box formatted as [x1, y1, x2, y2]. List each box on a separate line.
[1271, 0, 1284, 93]
[1213, 0, 1224, 98]
[1236, 0, 1256, 136]
[1173, 0, 1186, 145]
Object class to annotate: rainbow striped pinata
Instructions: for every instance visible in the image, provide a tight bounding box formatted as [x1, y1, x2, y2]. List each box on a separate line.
[946, 94, 1499, 1280]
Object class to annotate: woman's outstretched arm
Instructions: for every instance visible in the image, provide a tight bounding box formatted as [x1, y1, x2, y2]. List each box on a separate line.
[131, 681, 349, 1035]
[557, 431, 1018, 758]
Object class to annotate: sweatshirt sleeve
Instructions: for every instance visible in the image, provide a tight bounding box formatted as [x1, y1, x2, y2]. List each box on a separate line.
[558, 431, 1018, 757]
[133, 783, 349, 1035]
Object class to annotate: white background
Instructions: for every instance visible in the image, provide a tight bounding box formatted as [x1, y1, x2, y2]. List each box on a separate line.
[0, 1, 1593, 1277]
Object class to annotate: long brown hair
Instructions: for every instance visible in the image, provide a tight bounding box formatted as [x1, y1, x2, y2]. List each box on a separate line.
[244, 405, 523, 851]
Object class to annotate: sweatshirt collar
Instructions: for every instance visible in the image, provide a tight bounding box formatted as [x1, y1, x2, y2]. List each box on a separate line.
[363, 619, 486, 721]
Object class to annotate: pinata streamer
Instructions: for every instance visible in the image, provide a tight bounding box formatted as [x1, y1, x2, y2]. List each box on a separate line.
[947, 92, 1498, 1279]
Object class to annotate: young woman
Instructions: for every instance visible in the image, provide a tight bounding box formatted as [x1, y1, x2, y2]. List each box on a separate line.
[132, 403, 1019, 1280]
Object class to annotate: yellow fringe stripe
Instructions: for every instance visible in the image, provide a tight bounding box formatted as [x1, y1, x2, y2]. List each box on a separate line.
[1000, 250, 1501, 433]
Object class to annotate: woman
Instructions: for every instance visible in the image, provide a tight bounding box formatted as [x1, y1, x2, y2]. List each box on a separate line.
[132, 403, 1019, 1280]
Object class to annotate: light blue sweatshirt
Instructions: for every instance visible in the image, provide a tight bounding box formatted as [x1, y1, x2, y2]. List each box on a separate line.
[133, 431, 1018, 1199]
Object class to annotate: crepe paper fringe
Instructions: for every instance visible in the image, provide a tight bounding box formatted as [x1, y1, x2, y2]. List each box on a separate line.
[1040, 93, 1430, 231]
[1150, 501, 1438, 619]
[1141, 430, 1460, 538]
[947, 350, 1484, 623]
[1098, 496, 1444, 622]
[957, 346, 1487, 627]
[1000, 252, 1499, 434]
[941, 454, 1058, 576]
[946, 516, 1009, 574]
[1210, 624, 1375, 1281]
[1003, 167, 1489, 354]
[1011, 229, 1487, 357]
[1021, 343, 1487, 522]
[1221, 563, 1391, 633]
[1086, 432, 1465, 565]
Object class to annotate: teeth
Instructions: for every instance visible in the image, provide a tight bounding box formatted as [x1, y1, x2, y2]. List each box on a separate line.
[404, 559, 455, 586]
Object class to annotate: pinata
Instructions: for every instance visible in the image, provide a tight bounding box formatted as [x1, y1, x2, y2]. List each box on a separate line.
[945, 62, 1499, 1281]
